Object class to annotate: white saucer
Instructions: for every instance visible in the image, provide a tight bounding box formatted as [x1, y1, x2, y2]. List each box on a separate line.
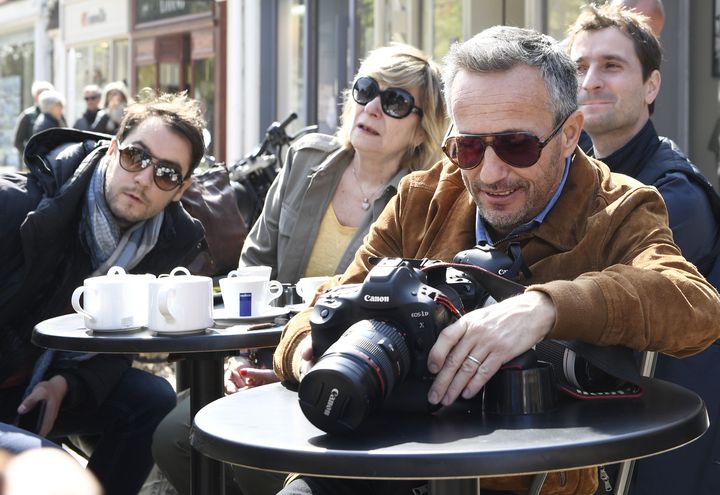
[213, 306, 290, 326]
[87, 325, 144, 334]
[286, 303, 309, 313]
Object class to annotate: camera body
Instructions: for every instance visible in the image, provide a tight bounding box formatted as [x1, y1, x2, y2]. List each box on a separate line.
[298, 257, 486, 434]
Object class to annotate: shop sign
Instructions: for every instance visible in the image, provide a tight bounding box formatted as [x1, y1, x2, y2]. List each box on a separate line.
[64, 0, 128, 44]
[135, 0, 211, 24]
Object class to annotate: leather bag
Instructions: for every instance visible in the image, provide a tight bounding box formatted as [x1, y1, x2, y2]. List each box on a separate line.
[180, 166, 248, 276]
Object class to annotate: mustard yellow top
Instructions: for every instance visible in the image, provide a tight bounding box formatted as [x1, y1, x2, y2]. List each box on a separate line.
[304, 204, 358, 277]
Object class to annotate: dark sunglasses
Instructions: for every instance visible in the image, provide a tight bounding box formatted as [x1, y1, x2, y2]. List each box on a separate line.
[117, 144, 186, 191]
[441, 114, 570, 169]
[84, 95, 100, 101]
[352, 76, 423, 119]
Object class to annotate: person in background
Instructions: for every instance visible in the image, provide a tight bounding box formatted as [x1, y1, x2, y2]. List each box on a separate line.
[273, 26, 720, 495]
[240, 43, 447, 283]
[567, 4, 720, 494]
[152, 42, 448, 495]
[612, 0, 664, 35]
[32, 90, 67, 135]
[13, 80, 54, 165]
[0, 90, 208, 495]
[93, 81, 130, 136]
[73, 85, 103, 132]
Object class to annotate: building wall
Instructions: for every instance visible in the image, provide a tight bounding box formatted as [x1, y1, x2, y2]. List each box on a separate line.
[690, 0, 720, 187]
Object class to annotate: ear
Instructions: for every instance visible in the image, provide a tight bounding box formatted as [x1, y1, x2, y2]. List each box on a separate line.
[559, 110, 584, 157]
[644, 69, 661, 106]
[106, 138, 118, 156]
[171, 177, 193, 202]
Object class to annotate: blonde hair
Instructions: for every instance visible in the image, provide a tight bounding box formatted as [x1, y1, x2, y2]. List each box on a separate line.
[336, 43, 447, 172]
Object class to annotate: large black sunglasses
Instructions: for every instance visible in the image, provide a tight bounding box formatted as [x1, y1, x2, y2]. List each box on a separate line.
[117, 144, 187, 191]
[441, 115, 570, 169]
[352, 76, 423, 119]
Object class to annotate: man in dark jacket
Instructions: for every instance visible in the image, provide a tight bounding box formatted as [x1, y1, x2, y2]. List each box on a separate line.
[0, 91, 208, 495]
[568, 4, 720, 494]
[12, 80, 54, 166]
[73, 84, 103, 132]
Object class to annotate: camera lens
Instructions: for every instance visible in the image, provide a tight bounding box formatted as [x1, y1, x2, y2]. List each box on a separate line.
[298, 319, 410, 434]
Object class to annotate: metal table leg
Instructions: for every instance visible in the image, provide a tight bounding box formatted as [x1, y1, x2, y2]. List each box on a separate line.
[190, 353, 226, 495]
[428, 478, 480, 494]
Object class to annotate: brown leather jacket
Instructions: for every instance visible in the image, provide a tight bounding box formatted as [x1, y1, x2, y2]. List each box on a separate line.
[274, 149, 720, 494]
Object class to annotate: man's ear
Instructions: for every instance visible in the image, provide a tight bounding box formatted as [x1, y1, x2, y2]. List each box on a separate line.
[560, 110, 584, 156]
[172, 177, 193, 202]
[106, 138, 118, 156]
[644, 69, 661, 106]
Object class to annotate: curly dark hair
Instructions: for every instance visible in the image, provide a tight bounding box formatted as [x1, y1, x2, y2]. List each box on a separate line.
[117, 89, 207, 176]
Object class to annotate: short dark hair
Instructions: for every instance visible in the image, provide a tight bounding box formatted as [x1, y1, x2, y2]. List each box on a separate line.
[117, 89, 207, 176]
[567, 4, 662, 113]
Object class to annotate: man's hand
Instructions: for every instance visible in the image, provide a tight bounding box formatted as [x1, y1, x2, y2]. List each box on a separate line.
[17, 375, 68, 436]
[426, 291, 555, 406]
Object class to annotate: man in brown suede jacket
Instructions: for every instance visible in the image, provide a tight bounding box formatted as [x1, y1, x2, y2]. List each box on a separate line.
[274, 26, 720, 495]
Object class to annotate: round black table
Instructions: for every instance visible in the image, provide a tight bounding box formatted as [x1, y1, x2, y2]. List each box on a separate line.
[33, 313, 284, 495]
[191, 379, 708, 495]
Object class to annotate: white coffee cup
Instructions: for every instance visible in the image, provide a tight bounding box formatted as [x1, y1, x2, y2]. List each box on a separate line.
[148, 267, 214, 334]
[220, 275, 283, 317]
[228, 265, 273, 280]
[296, 276, 332, 305]
[71, 266, 153, 331]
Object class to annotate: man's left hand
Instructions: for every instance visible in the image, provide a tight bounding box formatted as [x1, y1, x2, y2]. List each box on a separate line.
[17, 375, 68, 437]
[426, 291, 555, 406]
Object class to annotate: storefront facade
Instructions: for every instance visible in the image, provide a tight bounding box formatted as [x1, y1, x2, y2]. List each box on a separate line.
[0, 0, 46, 168]
[131, 0, 224, 157]
[228, 0, 716, 186]
[61, 0, 130, 126]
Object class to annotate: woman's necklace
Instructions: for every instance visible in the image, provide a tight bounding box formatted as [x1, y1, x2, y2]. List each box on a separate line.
[351, 164, 386, 211]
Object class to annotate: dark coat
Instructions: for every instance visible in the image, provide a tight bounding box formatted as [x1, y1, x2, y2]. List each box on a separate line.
[31, 113, 63, 135]
[73, 109, 102, 132]
[0, 128, 206, 408]
[13, 105, 40, 154]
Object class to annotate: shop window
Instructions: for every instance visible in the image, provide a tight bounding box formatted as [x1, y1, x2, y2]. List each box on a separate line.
[137, 64, 157, 91]
[159, 62, 181, 93]
[428, 0, 462, 60]
[546, 0, 591, 41]
[276, 0, 305, 129]
[192, 57, 214, 153]
[0, 40, 33, 168]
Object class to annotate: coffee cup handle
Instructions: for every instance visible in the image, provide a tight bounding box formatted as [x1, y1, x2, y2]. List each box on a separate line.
[170, 267, 191, 277]
[158, 286, 176, 323]
[267, 280, 283, 304]
[71, 286, 96, 322]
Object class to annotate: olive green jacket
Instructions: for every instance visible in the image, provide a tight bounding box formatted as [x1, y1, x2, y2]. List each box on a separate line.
[240, 133, 408, 283]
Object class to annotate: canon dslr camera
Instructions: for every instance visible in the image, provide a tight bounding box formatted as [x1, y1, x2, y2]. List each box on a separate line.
[297, 257, 492, 434]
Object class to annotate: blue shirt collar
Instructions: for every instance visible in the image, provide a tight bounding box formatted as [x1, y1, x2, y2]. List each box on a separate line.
[475, 156, 572, 245]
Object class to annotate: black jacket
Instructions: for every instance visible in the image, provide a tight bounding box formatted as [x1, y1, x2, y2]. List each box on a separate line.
[0, 128, 206, 409]
[73, 109, 102, 132]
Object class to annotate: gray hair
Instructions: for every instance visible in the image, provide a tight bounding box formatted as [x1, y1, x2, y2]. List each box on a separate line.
[83, 84, 102, 97]
[38, 90, 65, 113]
[31, 80, 54, 99]
[442, 26, 578, 126]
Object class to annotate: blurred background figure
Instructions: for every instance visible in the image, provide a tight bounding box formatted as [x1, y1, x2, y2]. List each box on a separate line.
[32, 90, 66, 135]
[2, 448, 103, 495]
[12, 80, 54, 167]
[93, 81, 130, 136]
[611, 0, 665, 35]
[73, 85, 103, 132]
